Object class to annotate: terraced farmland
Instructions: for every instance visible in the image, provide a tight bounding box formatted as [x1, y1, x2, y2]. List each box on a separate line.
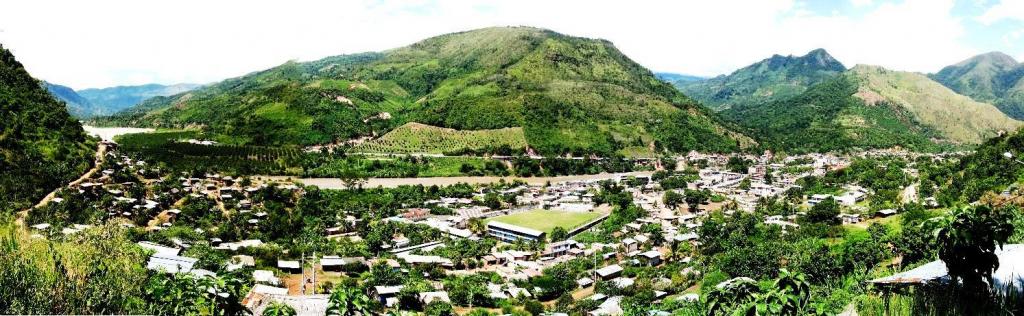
[351, 122, 529, 154]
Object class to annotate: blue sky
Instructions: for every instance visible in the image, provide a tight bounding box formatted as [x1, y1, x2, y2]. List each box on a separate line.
[0, 0, 1021, 89]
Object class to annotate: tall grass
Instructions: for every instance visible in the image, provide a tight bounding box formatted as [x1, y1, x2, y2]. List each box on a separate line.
[858, 282, 1024, 316]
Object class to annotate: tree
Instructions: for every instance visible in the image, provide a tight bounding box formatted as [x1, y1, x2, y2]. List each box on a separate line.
[726, 156, 753, 173]
[934, 205, 1015, 294]
[326, 285, 373, 315]
[684, 189, 709, 213]
[706, 270, 812, 316]
[805, 197, 840, 225]
[424, 300, 454, 316]
[262, 302, 296, 316]
[663, 190, 684, 210]
[484, 193, 502, 210]
[467, 218, 486, 235]
[524, 299, 544, 315]
[738, 177, 751, 190]
[549, 227, 568, 242]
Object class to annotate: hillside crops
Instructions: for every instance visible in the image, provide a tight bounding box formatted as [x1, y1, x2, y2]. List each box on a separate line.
[351, 122, 529, 154]
[116, 131, 304, 174]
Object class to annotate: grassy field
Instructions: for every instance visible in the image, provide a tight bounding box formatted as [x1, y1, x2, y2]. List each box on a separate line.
[351, 122, 528, 154]
[487, 209, 604, 233]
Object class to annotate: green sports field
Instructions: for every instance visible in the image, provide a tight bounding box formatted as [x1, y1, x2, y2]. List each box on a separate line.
[487, 209, 604, 233]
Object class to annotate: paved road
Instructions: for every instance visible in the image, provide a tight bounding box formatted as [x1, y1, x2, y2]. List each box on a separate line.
[264, 171, 653, 189]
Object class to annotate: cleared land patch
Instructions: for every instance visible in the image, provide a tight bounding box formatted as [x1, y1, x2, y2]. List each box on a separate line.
[486, 209, 604, 234]
[351, 122, 528, 154]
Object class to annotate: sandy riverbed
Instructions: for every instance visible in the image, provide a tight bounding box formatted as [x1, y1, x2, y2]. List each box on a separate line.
[82, 125, 155, 141]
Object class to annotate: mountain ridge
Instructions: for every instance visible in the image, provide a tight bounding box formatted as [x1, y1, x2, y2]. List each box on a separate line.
[931, 51, 1024, 119]
[723, 63, 1020, 152]
[99, 26, 752, 155]
[676, 48, 846, 111]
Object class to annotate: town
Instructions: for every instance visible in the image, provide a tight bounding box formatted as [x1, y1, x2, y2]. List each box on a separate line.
[20, 137, 956, 315]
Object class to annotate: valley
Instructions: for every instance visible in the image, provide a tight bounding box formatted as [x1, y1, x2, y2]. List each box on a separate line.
[3, 12, 1024, 316]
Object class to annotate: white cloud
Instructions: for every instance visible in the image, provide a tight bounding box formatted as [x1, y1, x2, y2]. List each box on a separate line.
[0, 0, 979, 89]
[978, 0, 1024, 25]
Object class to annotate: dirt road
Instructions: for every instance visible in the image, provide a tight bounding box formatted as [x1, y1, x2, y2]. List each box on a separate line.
[265, 171, 653, 189]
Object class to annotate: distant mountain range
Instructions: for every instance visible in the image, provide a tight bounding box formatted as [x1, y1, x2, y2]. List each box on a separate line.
[44, 82, 201, 118]
[674, 48, 846, 111]
[99, 26, 752, 156]
[655, 72, 706, 84]
[930, 52, 1024, 120]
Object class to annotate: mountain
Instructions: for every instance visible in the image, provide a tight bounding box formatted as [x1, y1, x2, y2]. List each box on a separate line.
[677, 48, 846, 111]
[43, 81, 96, 118]
[724, 65, 1021, 153]
[101, 27, 751, 156]
[931, 52, 1024, 119]
[77, 83, 201, 115]
[655, 72, 705, 83]
[0, 44, 94, 214]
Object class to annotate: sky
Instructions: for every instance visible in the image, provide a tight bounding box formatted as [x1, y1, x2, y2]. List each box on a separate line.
[0, 0, 1022, 89]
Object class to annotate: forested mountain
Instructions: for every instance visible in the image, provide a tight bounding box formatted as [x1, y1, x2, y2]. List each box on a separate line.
[931, 52, 1024, 119]
[77, 83, 201, 115]
[43, 81, 96, 118]
[724, 65, 1020, 153]
[676, 48, 846, 111]
[0, 45, 95, 215]
[98, 27, 752, 156]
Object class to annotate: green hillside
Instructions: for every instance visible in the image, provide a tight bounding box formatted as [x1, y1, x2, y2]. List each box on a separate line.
[43, 82, 96, 118]
[724, 65, 1020, 153]
[931, 52, 1024, 119]
[0, 45, 95, 215]
[928, 128, 1024, 204]
[852, 65, 1020, 144]
[677, 48, 846, 111]
[98, 27, 751, 155]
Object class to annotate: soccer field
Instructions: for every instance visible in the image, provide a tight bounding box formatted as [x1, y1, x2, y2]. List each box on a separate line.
[487, 209, 605, 233]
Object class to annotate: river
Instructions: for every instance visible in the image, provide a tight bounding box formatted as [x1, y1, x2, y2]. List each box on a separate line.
[82, 125, 155, 141]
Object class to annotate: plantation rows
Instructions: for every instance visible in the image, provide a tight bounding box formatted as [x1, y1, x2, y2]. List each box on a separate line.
[163, 143, 303, 162]
[351, 122, 528, 154]
[116, 130, 308, 174]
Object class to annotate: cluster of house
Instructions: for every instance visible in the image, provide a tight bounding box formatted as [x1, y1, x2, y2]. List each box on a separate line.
[30, 143, 947, 315]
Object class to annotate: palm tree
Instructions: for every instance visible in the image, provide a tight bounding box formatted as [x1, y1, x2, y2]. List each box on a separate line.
[326, 285, 373, 316]
[262, 302, 296, 316]
[467, 217, 486, 235]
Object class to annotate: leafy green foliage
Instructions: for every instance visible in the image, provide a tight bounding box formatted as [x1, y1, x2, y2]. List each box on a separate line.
[934, 205, 1015, 293]
[0, 45, 95, 216]
[928, 129, 1024, 204]
[327, 284, 375, 315]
